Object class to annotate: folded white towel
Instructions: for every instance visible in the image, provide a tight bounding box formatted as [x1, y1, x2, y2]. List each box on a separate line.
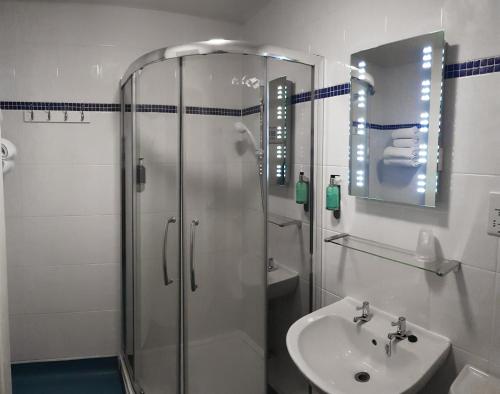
[383, 146, 417, 160]
[1, 138, 17, 160]
[391, 127, 418, 140]
[383, 159, 421, 167]
[393, 138, 418, 148]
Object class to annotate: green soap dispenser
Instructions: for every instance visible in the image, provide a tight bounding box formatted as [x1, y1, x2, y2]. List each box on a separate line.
[296, 171, 308, 205]
[326, 175, 341, 219]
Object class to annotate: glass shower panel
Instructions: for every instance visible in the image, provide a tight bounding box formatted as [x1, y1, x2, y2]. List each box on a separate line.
[122, 77, 135, 371]
[182, 53, 267, 394]
[134, 59, 181, 394]
[266, 58, 314, 394]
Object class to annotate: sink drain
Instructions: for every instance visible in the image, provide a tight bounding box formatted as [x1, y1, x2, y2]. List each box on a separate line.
[354, 372, 370, 383]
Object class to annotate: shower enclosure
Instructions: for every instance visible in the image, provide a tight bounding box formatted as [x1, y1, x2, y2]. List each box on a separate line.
[120, 41, 322, 394]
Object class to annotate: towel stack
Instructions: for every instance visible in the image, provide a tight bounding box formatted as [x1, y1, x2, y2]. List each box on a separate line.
[383, 127, 420, 167]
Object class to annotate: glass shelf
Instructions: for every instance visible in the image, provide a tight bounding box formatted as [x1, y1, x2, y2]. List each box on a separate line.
[324, 233, 461, 277]
[268, 214, 302, 228]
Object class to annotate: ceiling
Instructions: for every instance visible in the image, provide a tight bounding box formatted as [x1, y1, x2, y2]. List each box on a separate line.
[13, 0, 271, 23]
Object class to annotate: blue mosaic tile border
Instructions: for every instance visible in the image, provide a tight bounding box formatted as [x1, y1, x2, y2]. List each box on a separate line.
[136, 104, 177, 113]
[315, 83, 351, 99]
[292, 91, 312, 104]
[2, 54, 499, 115]
[185, 106, 241, 116]
[352, 121, 422, 130]
[242, 105, 261, 116]
[445, 55, 500, 79]
[0, 101, 121, 112]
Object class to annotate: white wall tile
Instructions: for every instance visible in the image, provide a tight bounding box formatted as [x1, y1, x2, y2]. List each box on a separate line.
[490, 273, 500, 366]
[5, 215, 120, 267]
[9, 310, 120, 362]
[319, 288, 342, 307]
[8, 263, 120, 315]
[446, 74, 500, 175]
[322, 228, 431, 328]
[268, 222, 310, 282]
[428, 265, 496, 359]
[19, 164, 119, 216]
[323, 95, 350, 167]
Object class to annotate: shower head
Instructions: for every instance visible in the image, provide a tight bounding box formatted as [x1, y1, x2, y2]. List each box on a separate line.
[235, 121, 249, 134]
[234, 122, 263, 157]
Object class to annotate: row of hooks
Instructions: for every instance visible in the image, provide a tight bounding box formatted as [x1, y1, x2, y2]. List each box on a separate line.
[23, 109, 90, 124]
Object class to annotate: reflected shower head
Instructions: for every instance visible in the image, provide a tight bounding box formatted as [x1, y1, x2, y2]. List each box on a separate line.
[234, 122, 263, 157]
[235, 121, 249, 134]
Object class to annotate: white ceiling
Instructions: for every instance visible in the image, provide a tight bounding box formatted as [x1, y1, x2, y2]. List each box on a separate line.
[15, 0, 271, 23]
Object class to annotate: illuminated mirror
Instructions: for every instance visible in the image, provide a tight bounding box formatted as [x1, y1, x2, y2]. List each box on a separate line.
[349, 31, 445, 207]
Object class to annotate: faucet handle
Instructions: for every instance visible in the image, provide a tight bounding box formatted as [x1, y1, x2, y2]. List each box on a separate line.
[391, 317, 407, 331]
[356, 301, 370, 313]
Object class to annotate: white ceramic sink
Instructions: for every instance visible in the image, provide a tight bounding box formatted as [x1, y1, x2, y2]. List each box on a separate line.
[267, 265, 299, 300]
[286, 297, 450, 394]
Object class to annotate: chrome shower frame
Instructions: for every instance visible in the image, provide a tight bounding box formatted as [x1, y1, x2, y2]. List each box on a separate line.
[119, 39, 324, 394]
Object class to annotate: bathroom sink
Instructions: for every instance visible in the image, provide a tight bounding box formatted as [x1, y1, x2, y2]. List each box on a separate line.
[286, 297, 450, 394]
[267, 265, 299, 300]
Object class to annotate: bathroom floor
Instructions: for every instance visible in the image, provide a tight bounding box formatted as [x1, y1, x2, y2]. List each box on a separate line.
[11, 357, 124, 394]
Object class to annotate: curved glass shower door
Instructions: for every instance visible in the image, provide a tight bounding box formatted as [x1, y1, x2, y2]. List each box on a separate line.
[131, 59, 182, 394]
[182, 53, 267, 394]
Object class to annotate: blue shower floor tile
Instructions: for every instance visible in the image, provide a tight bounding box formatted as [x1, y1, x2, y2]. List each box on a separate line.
[12, 357, 125, 394]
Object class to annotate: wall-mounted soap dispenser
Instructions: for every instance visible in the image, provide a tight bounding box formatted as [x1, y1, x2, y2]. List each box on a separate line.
[136, 157, 146, 192]
[296, 171, 309, 211]
[326, 175, 341, 219]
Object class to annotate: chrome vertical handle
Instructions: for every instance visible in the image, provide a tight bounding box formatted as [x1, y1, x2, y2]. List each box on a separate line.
[162, 216, 176, 286]
[189, 219, 199, 292]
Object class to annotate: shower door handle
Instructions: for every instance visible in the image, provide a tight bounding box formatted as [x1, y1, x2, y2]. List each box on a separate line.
[189, 219, 200, 292]
[162, 216, 176, 286]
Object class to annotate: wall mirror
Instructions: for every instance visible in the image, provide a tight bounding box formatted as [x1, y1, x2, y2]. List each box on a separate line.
[349, 31, 445, 207]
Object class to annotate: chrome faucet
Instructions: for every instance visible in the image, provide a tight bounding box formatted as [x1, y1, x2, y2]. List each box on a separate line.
[387, 317, 408, 340]
[353, 301, 372, 324]
[386, 316, 409, 357]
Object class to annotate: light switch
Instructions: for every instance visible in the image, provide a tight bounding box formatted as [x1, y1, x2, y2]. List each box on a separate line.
[488, 192, 500, 236]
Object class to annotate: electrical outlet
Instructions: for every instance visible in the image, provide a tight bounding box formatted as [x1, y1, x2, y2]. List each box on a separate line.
[488, 192, 500, 236]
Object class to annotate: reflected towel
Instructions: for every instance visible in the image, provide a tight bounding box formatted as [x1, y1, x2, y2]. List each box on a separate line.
[391, 127, 418, 140]
[393, 138, 418, 148]
[1, 138, 17, 160]
[383, 159, 421, 167]
[383, 146, 417, 160]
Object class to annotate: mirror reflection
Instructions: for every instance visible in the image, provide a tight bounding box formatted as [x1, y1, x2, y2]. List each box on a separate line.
[349, 31, 445, 207]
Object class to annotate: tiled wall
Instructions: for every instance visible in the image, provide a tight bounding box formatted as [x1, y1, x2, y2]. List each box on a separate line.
[0, 1, 239, 362]
[243, 0, 500, 392]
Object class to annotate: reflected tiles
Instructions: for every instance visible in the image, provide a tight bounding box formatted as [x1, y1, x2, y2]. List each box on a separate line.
[137, 113, 179, 165]
[268, 222, 310, 282]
